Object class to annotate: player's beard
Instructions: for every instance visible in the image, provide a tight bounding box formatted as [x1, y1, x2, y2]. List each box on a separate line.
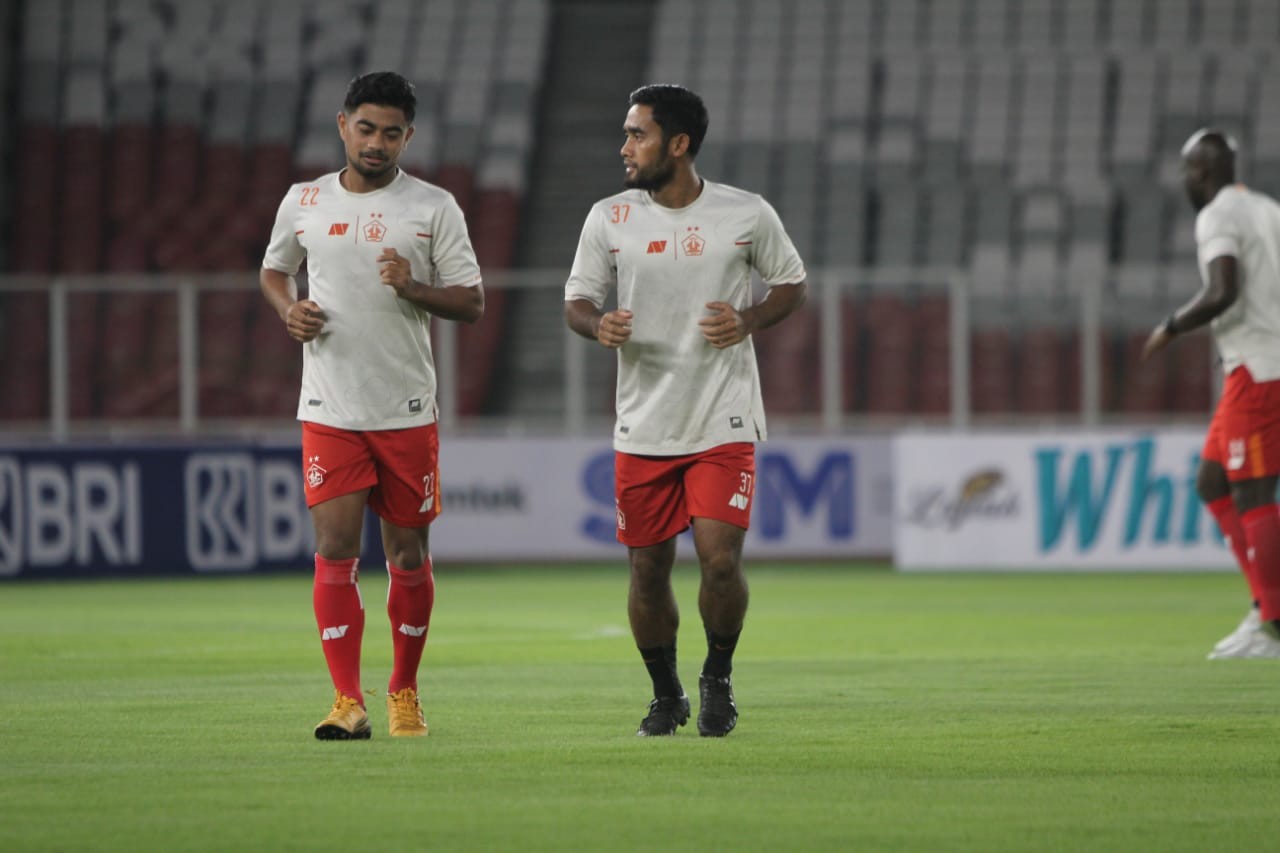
[351, 151, 394, 180]
[624, 152, 676, 191]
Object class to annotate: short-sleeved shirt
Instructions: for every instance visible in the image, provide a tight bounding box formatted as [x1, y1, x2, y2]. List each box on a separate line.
[1196, 184, 1280, 382]
[565, 181, 806, 455]
[263, 169, 482, 430]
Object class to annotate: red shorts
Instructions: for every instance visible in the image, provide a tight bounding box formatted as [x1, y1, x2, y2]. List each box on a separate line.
[1202, 367, 1280, 481]
[301, 421, 441, 528]
[614, 443, 755, 547]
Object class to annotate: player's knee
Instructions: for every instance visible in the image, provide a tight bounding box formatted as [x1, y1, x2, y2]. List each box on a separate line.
[700, 552, 741, 585]
[315, 534, 361, 561]
[386, 545, 426, 573]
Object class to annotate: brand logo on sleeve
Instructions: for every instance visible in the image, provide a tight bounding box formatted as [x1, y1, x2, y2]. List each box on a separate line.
[646, 240, 668, 254]
[327, 223, 350, 236]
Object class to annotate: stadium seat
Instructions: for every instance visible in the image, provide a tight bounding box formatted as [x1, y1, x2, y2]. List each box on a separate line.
[1018, 327, 1067, 414]
[862, 293, 914, 414]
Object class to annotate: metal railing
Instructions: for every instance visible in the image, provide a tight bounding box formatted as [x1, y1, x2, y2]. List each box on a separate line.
[0, 267, 1213, 440]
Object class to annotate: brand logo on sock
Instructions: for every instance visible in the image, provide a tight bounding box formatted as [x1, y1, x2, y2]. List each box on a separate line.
[398, 624, 427, 637]
[728, 493, 750, 510]
[1228, 438, 1246, 471]
[321, 625, 349, 640]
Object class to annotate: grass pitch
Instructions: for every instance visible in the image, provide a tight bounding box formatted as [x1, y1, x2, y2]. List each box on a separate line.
[1, 564, 1277, 852]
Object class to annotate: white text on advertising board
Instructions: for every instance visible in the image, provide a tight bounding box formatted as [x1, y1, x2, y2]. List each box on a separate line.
[184, 454, 313, 571]
[0, 457, 142, 575]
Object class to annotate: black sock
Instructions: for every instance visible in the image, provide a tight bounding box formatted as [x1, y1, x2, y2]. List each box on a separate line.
[703, 628, 741, 679]
[638, 643, 682, 699]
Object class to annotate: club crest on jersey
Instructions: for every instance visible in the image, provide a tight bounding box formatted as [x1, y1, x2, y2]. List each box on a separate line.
[306, 456, 327, 488]
[682, 230, 705, 257]
[363, 213, 386, 242]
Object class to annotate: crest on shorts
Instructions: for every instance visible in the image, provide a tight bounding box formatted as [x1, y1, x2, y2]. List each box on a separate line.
[306, 455, 327, 488]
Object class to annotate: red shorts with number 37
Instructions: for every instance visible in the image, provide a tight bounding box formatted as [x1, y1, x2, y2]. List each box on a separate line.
[1201, 366, 1280, 481]
[614, 442, 756, 548]
[301, 421, 441, 528]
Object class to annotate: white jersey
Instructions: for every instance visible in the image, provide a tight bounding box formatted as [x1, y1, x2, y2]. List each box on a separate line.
[565, 180, 806, 455]
[263, 169, 482, 430]
[1196, 184, 1280, 382]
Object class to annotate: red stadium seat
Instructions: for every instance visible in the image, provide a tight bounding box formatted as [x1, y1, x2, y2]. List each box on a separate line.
[970, 328, 1015, 413]
[0, 293, 50, 419]
[1120, 332, 1171, 412]
[14, 125, 61, 272]
[432, 165, 476, 218]
[98, 293, 154, 417]
[197, 291, 253, 416]
[59, 126, 106, 273]
[1018, 327, 1066, 413]
[108, 124, 154, 226]
[1168, 333, 1213, 414]
[756, 307, 820, 414]
[914, 294, 950, 414]
[245, 308, 302, 417]
[840, 297, 863, 413]
[863, 293, 914, 413]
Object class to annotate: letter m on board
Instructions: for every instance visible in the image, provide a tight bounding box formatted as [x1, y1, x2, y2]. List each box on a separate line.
[646, 240, 667, 254]
[328, 223, 350, 236]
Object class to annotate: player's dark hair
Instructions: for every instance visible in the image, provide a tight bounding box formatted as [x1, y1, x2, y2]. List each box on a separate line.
[1191, 129, 1237, 182]
[628, 84, 709, 157]
[344, 71, 416, 124]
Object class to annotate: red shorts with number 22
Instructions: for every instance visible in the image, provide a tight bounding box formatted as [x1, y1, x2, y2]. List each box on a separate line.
[301, 421, 441, 528]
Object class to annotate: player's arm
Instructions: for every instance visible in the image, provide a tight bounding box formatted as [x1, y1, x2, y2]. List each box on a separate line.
[377, 248, 485, 323]
[699, 281, 807, 350]
[566, 298, 632, 348]
[261, 267, 325, 343]
[1141, 256, 1238, 361]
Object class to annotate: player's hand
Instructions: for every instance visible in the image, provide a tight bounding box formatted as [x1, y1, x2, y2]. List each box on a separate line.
[378, 248, 414, 297]
[1140, 323, 1172, 362]
[285, 300, 326, 342]
[595, 309, 633, 348]
[699, 301, 749, 349]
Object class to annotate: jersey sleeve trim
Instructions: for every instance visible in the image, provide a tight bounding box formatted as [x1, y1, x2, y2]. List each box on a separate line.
[1200, 235, 1239, 262]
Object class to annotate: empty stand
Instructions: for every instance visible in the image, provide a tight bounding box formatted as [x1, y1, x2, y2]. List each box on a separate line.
[6, 0, 1270, 425]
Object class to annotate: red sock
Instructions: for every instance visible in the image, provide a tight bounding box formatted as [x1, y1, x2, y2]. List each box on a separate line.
[387, 556, 435, 694]
[1206, 496, 1262, 605]
[1240, 506, 1280, 621]
[313, 554, 365, 704]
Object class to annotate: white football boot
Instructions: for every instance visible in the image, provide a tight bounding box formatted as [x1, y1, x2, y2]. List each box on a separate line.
[1207, 606, 1261, 659]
